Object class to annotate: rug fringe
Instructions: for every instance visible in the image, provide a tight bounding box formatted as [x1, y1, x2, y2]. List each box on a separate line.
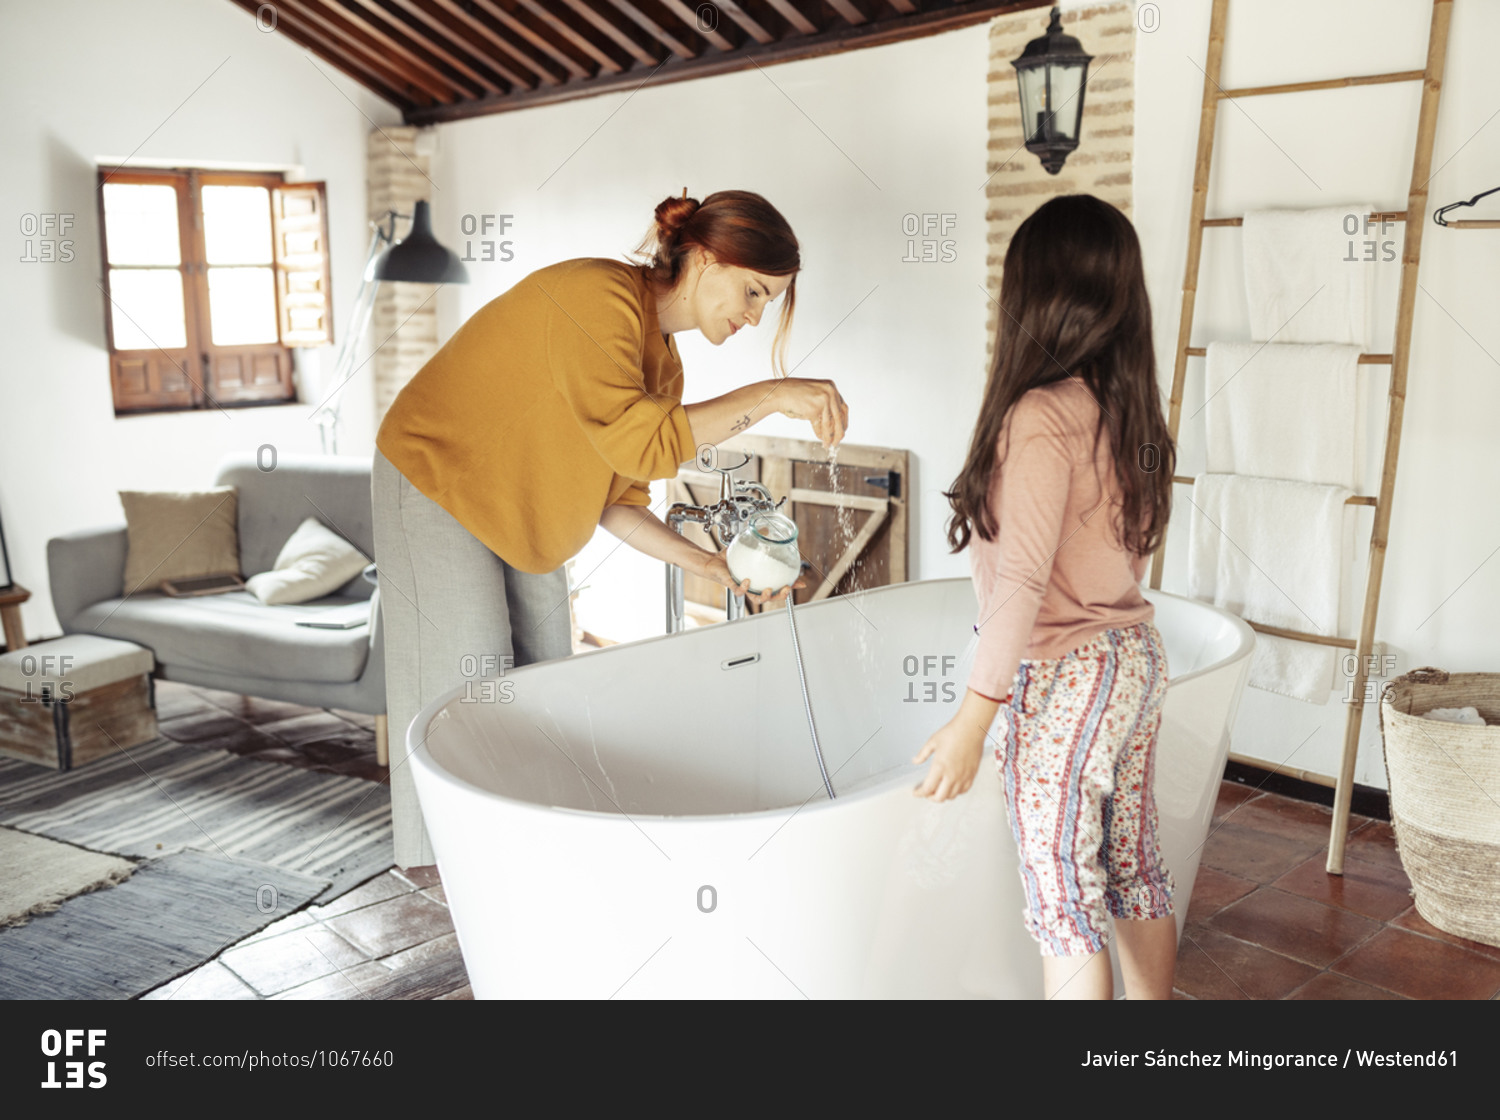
[1, 863, 138, 928]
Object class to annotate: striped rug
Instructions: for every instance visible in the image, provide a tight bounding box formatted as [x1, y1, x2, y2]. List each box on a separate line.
[0, 739, 392, 900]
[0, 850, 327, 999]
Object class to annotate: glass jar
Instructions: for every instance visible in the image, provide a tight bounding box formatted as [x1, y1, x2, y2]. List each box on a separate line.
[726, 513, 801, 594]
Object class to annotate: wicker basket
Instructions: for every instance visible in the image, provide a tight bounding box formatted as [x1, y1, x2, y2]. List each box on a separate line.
[1380, 668, 1500, 948]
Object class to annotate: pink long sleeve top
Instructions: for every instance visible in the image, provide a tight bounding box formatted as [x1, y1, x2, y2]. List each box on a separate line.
[968, 378, 1155, 702]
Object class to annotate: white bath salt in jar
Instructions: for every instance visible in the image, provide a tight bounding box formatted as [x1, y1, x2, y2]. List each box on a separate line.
[727, 513, 801, 594]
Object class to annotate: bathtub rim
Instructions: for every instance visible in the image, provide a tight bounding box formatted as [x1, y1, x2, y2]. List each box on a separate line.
[407, 579, 1255, 824]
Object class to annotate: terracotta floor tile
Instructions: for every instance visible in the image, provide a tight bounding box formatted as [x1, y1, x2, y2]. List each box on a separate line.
[1343, 820, 1405, 872]
[325, 891, 454, 958]
[182, 683, 263, 710]
[141, 961, 260, 1000]
[309, 870, 411, 921]
[1212, 782, 1260, 825]
[220, 925, 371, 996]
[271, 960, 393, 1000]
[1390, 905, 1500, 962]
[1272, 855, 1414, 922]
[1220, 791, 1346, 848]
[394, 865, 442, 890]
[260, 713, 371, 750]
[1286, 972, 1405, 1000]
[1174, 927, 1319, 1000]
[1200, 821, 1323, 884]
[331, 709, 377, 732]
[361, 953, 471, 1000]
[1209, 889, 1383, 967]
[159, 711, 261, 744]
[153, 682, 225, 722]
[208, 694, 320, 726]
[1185, 865, 1258, 927]
[1332, 927, 1500, 1000]
[237, 910, 316, 946]
[381, 931, 462, 971]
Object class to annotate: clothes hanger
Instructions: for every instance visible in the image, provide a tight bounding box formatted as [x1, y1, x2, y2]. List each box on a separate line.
[1433, 184, 1500, 226]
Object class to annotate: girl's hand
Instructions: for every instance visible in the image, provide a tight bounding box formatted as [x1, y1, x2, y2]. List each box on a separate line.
[700, 548, 806, 606]
[911, 717, 987, 802]
[769, 379, 848, 450]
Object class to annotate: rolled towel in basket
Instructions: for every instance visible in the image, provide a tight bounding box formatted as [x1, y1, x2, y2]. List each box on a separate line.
[1204, 342, 1362, 490]
[1419, 706, 1488, 726]
[1243, 205, 1372, 348]
[1188, 473, 1352, 704]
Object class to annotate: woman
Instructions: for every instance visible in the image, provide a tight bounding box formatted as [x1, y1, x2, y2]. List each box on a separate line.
[912, 194, 1177, 999]
[373, 190, 847, 867]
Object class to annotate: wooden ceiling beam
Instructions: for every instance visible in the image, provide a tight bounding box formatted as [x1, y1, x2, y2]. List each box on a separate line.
[345, 0, 509, 94]
[515, 0, 628, 75]
[470, 0, 592, 80]
[658, 0, 737, 52]
[559, 0, 662, 67]
[377, 0, 539, 90]
[826, 0, 869, 26]
[604, 0, 697, 60]
[711, 1, 776, 45]
[285, 0, 467, 102]
[763, 0, 819, 36]
[883, 0, 916, 15]
[408, 0, 1053, 124]
[228, 0, 431, 108]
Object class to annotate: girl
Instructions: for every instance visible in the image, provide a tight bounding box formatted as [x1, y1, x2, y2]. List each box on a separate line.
[912, 194, 1177, 1000]
[374, 190, 847, 867]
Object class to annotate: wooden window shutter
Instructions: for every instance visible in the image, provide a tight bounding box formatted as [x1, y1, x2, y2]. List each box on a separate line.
[271, 182, 334, 347]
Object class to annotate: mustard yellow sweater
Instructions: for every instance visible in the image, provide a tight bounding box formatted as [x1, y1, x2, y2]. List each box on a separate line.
[376, 258, 693, 573]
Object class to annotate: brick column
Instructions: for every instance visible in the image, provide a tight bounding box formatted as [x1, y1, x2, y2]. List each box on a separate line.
[367, 126, 441, 424]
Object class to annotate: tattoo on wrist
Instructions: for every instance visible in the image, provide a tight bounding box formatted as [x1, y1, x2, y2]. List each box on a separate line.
[730, 413, 751, 432]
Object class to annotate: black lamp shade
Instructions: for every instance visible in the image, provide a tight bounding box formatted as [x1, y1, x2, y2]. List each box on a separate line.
[372, 200, 469, 284]
[1012, 7, 1094, 175]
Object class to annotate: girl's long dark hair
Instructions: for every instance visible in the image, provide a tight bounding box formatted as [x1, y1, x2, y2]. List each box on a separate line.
[946, 194, 1173, 555]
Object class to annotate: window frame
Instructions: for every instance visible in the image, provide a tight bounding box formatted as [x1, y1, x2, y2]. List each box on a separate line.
[97, 167, 330, 415]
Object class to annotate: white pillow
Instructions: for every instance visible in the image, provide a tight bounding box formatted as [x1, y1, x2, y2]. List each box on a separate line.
[246, 517, 372, 606]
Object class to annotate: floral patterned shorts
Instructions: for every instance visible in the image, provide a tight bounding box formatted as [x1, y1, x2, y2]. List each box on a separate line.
[995, 621, 1174, 957]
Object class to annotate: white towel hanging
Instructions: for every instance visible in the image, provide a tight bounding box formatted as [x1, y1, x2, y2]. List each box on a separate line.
[1243, 206, 1373, 348]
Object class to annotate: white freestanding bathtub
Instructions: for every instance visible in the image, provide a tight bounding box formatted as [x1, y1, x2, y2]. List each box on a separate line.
[409, 578, 1253, 999]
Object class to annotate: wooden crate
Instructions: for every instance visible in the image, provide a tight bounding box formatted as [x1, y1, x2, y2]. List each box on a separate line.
[0, 674, 157, 771]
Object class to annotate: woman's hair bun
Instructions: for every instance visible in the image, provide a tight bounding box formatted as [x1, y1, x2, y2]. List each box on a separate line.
[654, 193, 700, 240]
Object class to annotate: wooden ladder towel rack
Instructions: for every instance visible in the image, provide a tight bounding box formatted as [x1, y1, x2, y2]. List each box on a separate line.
[1147, 0, 1453, 874]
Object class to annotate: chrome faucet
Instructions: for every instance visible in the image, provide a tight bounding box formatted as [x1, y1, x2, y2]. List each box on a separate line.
[665, 451, 785, 634]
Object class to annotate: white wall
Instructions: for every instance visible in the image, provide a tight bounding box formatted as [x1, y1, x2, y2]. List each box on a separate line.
[1137, 0, 1500, 787]
[0, 0, 399, 638]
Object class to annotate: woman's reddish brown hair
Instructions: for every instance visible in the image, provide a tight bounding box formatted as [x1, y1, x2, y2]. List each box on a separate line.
[637, 190, 800, 378]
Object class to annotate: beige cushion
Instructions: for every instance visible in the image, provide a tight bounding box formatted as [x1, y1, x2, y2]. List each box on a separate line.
[120, 487, 240, 592]
[245, 516, 371, 606]
[0, 634, 154, 694]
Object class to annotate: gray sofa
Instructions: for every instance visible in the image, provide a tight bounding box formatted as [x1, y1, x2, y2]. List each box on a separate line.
[47, 453, 387, 762]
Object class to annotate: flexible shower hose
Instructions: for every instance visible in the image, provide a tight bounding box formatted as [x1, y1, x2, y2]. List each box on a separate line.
[785, 596, 836, 800]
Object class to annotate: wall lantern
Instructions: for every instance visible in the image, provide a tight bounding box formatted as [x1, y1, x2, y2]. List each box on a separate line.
[1011, 6, 1094, 175]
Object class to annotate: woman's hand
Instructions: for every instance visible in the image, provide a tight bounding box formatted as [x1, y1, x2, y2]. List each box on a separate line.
[911, 689, 1006, 802]
[701, 547, 806, 606]
[769, 378, 848, 450]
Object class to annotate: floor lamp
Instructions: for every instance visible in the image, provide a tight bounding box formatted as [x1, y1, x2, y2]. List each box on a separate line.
[314, 200, 469, 454]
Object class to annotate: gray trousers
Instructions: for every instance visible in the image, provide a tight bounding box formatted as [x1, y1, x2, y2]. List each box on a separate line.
[371, 449, 573, 867]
